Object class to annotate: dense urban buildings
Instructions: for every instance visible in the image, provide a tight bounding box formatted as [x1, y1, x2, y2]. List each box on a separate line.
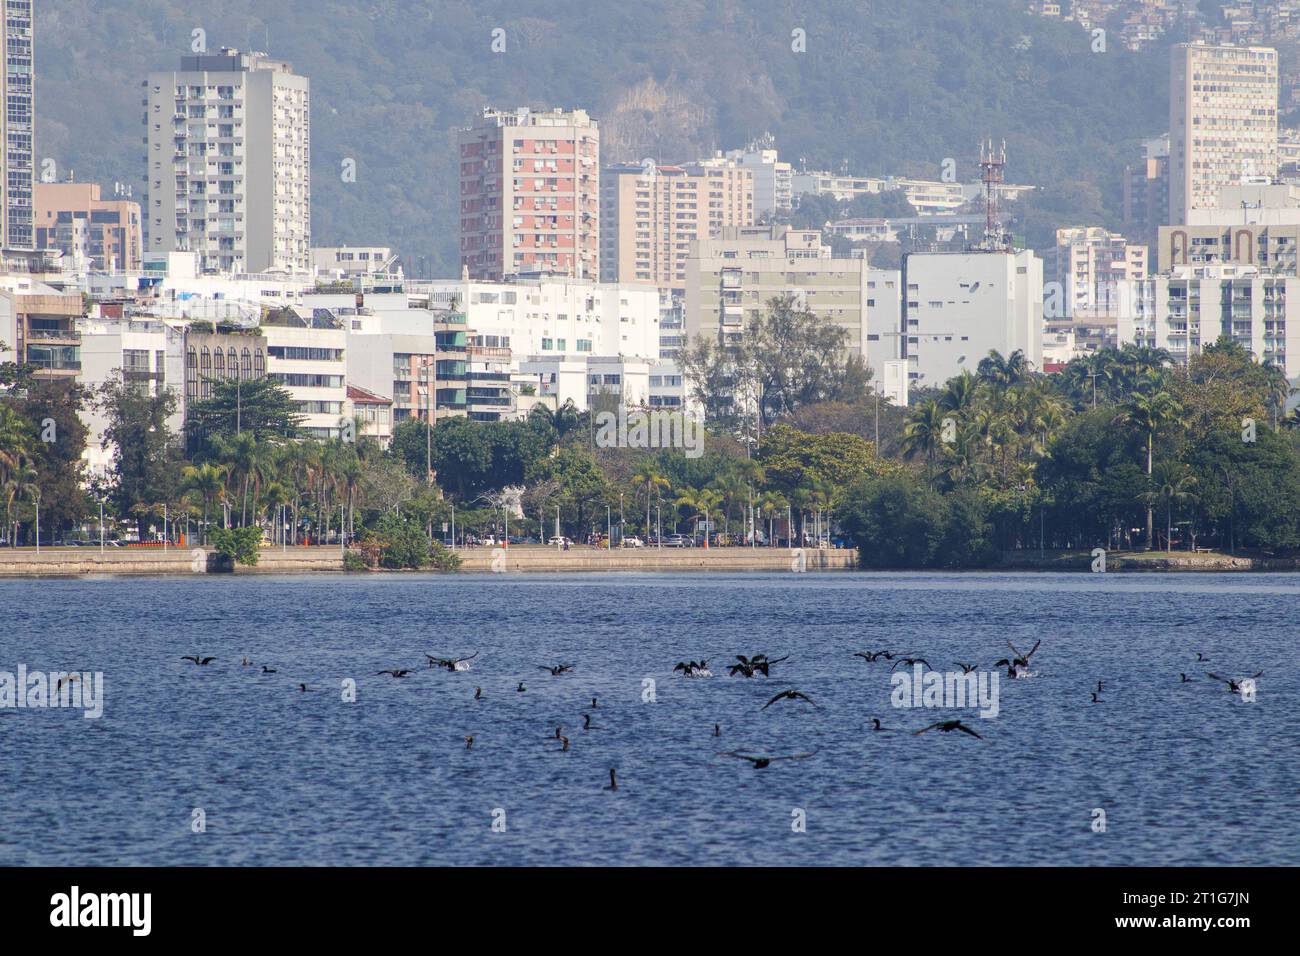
[144, 49, 312, 274]
[1169, 41, 1278, 224]
[458, 107, 600, 282]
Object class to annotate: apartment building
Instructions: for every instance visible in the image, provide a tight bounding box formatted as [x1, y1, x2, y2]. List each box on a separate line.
[422, 276, 660, 361]
[900, 250, 1044, 388]
[80, 315, 186, 477]
[1, 1, 34, 249]
[1170, 42, 1278, 224]
[145, 49, 311, 274]
[312, 246, 399, 278]
[1123, 134, 1171, 253]
[35, 183, 143, 272]
[317, 293, 469, 426]
[260, 309, 346, 439]
[684, 225, 880, 358]
[346, 383, 393, 444]
[600, 160, 753, 288]
[0, 283, 84, 382]
[1159, 182, 1300, 273]
[458, 107, 600, 282]
[1045, 227, 1148, 318]
[1118, 263, 1300, 378]
[723, 138, 792, 220]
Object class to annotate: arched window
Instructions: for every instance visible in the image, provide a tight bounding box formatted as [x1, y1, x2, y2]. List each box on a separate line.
[253, 349, 264, 377]
[186, 348, 198, 400]
[242, 348, 252, 380]
[214, 348, 224, 378]
[200, 348, 211, 398]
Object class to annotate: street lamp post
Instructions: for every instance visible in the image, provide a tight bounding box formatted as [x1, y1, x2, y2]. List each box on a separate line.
[99, 500, 105, 554]
[34, 489, 41, 554]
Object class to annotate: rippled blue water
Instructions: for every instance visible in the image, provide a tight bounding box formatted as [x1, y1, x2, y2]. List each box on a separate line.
[0, 571, 1295, 866]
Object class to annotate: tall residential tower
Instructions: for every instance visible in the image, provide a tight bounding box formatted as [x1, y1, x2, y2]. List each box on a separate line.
[2, 1, 35, 249]
[145, 49, 311, 274]
[458, 107, 600, 282]
[1170, 42, 1278, 225]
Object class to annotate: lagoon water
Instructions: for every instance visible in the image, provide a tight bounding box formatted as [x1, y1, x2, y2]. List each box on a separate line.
[0, 571, 1296, 866]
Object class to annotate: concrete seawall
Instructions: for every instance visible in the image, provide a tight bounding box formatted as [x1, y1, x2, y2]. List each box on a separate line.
[0, 545, 857, 578]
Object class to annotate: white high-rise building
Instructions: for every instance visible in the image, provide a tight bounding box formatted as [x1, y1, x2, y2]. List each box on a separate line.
[901, 250, 1044, 388]
[145, 49, 311, 274]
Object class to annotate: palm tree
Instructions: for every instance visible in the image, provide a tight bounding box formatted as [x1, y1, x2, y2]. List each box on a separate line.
[630, 465, 670, 541]
[1141, 462, 1198, 553]
[756, 491, 788, 547]
[674, 487, 721, 544]
[180, 463, 227, 544]
[1114, 389, 1183, 549]
[900, 400, 947, 465]
[940, 369, 977, 414]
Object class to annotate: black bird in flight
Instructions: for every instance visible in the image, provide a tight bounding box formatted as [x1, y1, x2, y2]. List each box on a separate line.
[717, 750, 818, 770]
[375, 669, 412, 678]
[1206, 672, 1263, 694]
[1007, 640, 1041, 669]
[955, 662, 978, 674]
[538, 663, 574, 676]
[673, 660, 712, 677]
[854, 650, 891, 663]
[762, 689, 817, 710]
[181, 656, 217, 666]
[891, 657, 931, 671]
[914, 720, 984, 740]
[729, 654, 789, 678]
[427, 652, 478, 672]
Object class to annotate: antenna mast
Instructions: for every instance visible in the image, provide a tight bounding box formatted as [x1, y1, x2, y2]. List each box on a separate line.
[979, 138, 1008, 251]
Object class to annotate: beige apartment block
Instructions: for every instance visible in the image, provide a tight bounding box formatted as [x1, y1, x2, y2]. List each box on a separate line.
[1170, 42, 1278, 224]
[458, 107, 600, 282]
[600, 160, 753, 288]
[685, 225, 881, 358]
[1159, 182, 1300, 274]
[145, 49, 311, 274]
[35, 183, 143, 273]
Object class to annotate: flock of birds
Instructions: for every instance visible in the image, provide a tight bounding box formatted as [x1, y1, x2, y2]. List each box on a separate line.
[175, 637, 1265, 781]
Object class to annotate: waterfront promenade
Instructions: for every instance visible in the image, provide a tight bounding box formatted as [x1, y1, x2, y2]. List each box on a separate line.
[0, 544, 858, 577]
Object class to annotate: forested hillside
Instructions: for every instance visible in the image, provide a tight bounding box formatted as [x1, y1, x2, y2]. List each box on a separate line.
[39, 0, 1173, 270]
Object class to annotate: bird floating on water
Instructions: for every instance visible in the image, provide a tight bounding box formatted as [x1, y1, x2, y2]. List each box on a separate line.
[539, 663, 574, 676]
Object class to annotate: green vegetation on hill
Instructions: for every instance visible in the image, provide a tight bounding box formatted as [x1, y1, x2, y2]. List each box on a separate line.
[40, 0, 1171, 269]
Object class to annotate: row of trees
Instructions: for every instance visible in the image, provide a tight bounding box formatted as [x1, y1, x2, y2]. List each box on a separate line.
[9, 294, 1300, 569]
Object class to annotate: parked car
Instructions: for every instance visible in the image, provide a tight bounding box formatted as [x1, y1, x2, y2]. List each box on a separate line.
[664, 534, 694, 548]
[621, 536, 645, 548]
